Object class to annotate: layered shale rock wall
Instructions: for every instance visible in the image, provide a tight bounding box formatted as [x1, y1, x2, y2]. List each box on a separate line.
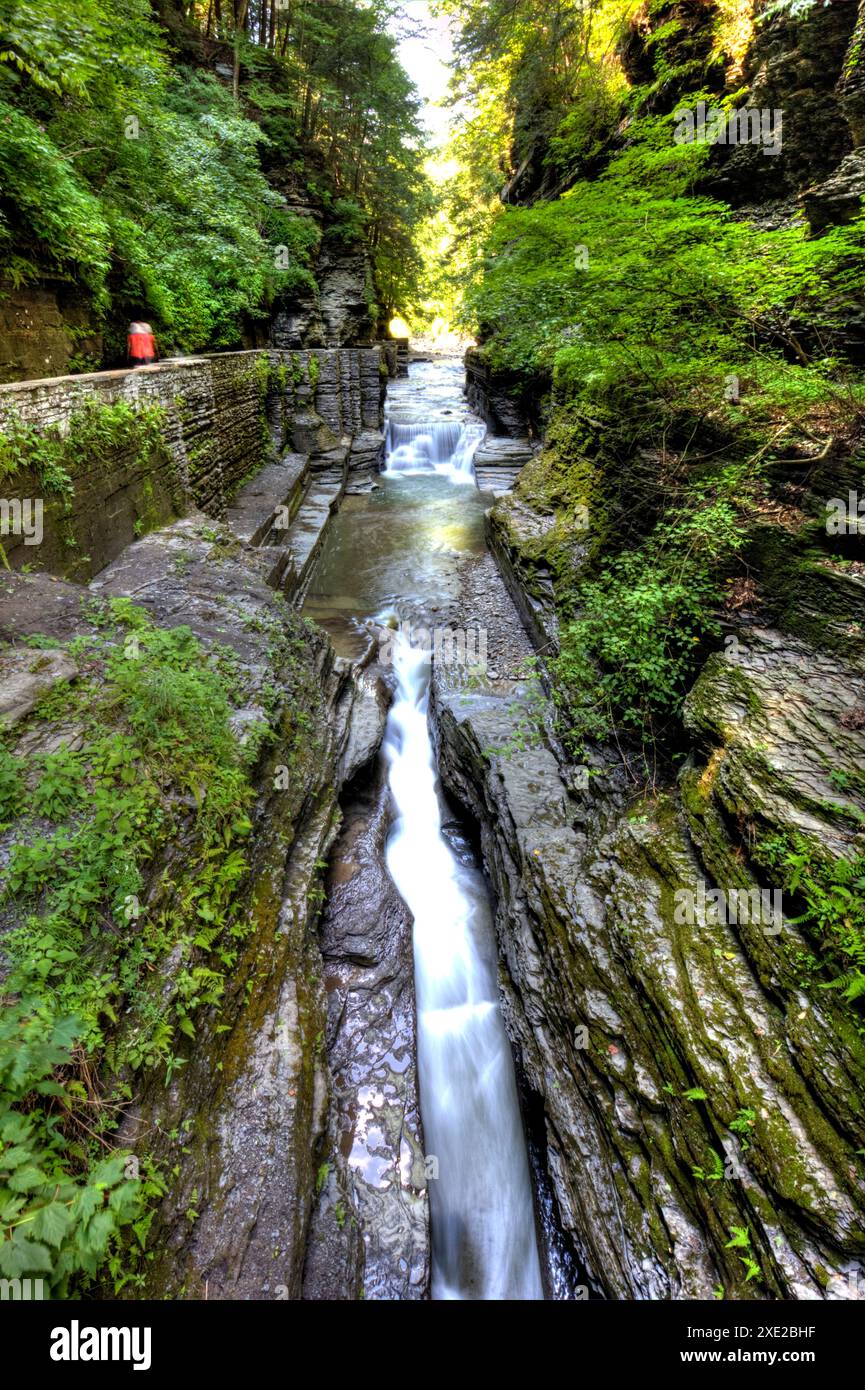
[0, 347, 386, 580]
[0, 280, 103, 386]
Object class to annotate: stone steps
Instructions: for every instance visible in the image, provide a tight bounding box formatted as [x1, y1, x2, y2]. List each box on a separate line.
[224, 452, 346, 602]
[225, 453, 308, 547]
[281, 468, 345, 598]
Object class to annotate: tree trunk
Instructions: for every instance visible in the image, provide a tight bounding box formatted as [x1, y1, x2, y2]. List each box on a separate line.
[278, 0, 292, 57]
[233, 0, 249, 100]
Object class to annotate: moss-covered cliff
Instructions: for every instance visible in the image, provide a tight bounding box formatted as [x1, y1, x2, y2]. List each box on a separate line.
[433, 0, 865, 1300]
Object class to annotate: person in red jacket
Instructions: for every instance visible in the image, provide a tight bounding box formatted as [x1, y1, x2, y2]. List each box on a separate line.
[127, 321, 157, 367]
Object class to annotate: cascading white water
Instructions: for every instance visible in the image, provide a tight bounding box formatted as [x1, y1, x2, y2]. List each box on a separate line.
[383, 636, 544, 1300]
[384, 418, 485, 484]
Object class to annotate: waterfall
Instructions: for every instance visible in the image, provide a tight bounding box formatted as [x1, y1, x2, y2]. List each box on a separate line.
[384, 418, 485, 484]
[383, 634, 544, 1300]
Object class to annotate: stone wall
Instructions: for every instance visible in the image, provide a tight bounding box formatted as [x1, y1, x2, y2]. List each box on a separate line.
[663, 0, 865, 225]
[0, 280, 103, 386]
[269, 240, 377, 350]
[464, 345, 546, 438]
[0, 347, 385, 579]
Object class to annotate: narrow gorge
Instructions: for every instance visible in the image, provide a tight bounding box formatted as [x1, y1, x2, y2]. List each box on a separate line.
[1, 0, 865, 1328]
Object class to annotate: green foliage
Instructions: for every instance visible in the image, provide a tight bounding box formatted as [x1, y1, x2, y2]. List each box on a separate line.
[98, 67, 310, 350]
[0, 100, 110, 296]
[0, 398, 168, 498]
[553, 479, 748, 758]
[0, 743, 25, 824]
[753, 832, 865, 1007]
[437, 0, 636, 305]
[31, 747, 85, 819]
[242, 2, 432, 316]
[0, 0, 427, 349]
[0, 602, 270, 1290]
[692, 1148, 725, 1182]
[729, 1108, 757, 1151]
[725, 1224, 762, 1283]
[465, 106, 865, 408]
[0, 996, 144, 1296]
[449, 23, 865, 762]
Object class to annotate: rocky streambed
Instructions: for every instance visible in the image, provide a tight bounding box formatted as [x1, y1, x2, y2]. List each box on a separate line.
[3, 354, 864, 1302]
[301, 356, 865, 1301]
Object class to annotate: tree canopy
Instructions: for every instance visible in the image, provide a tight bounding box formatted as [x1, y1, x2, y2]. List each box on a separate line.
[0, 0, 432, 355]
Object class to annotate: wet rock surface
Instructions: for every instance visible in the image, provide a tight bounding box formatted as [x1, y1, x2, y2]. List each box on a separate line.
[269, 242, 377, 350]
[90, 405, 435, 1299]
[7, 326, 865, 1304]
[464, 346, 544, 438]
[0, 491, 399, 1300]
[0, 646, 78, 728]
[318, 246, 377, 347]
[802, 149, 865, 233]
[700, 0, 860, 207]
[430, 536, 865, 1301]
[77, 518, 363, 1300]
[474, 435, 537, 496]
[486, 493, 564, 654]
[303, 747, 430, 1300]
[683, 627, 865, 864]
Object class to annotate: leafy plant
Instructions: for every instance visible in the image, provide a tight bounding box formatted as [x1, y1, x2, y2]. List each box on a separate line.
[0, 997, 142, 1296]
[729, 1108, 757, 1151]
[692, 1148, 725, 1182]
[725, 1224, 762, 1283]
[553, 485, 748, 762]
[0, 745, 25, 824]
[0, 0, 430, 347]
[754, 833, 865, 1006]
[0, 602, 276, 1290]
[31, 747, 86, 820]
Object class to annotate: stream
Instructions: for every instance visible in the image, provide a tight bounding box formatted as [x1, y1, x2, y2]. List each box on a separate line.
[303, 357, 544, 1300]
